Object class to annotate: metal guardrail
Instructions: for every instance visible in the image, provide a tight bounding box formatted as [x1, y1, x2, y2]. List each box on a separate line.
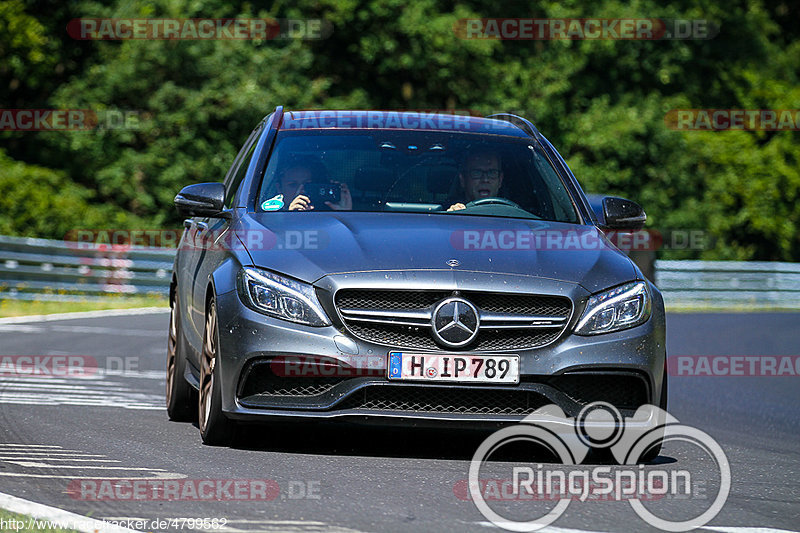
[656, 260, 800, 309]
[1, 235, 799, 308]
[0, 235, 173, 302]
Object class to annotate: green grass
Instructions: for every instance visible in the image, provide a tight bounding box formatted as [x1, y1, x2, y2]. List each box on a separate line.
[0, 294, 168, 318]
[0, 508, 84, 533]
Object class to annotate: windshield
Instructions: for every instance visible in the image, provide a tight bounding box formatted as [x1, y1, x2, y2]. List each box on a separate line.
[257, 130, 579, 223]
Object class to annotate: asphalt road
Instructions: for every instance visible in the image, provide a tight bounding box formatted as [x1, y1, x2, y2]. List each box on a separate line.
[0, 310, 798, 533]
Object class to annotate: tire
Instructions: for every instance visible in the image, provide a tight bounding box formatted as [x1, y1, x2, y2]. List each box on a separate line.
[198, 297, 236, 446]
[166, 292, 195, 421]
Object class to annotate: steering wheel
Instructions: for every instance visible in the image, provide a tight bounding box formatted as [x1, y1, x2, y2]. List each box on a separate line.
[465, 197, 523, 209]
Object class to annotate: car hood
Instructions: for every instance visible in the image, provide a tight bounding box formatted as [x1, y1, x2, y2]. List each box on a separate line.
[235, 212, 637, 293]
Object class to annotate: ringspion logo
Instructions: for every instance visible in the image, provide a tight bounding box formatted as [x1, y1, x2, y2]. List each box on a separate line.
[468, 403, 730, 531]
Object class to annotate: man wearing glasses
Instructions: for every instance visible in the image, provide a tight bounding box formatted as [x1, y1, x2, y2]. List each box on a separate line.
[447, 152, 504, 211]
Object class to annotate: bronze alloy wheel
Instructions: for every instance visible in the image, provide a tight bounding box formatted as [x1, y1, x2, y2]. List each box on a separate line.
[198, 297, 235, 445]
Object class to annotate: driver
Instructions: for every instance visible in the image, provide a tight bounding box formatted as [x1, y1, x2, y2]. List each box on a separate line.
[447, 152, 504, 211]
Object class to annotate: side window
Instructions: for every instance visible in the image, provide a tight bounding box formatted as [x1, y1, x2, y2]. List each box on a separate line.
[224, 124, 263, 208]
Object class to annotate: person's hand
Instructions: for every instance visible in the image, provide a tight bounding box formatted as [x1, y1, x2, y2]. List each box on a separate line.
[447, 203, 466, 212]
[288, 185, 313, 211]
[325, 182, 352, 211]
[288, 195, 313, 210]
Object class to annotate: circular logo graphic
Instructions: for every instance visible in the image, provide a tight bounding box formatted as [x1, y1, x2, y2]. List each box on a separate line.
[575, 401, 624, 449]
[431, 297, 480, 348]
[467, 404, 731, 532]
[426, 367, 438, 378]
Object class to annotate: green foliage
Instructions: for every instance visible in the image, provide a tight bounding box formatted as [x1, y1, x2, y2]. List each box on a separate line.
[0, 150, 145, 239]
[2, 0, 799, 260]
[0, 0, 58, 97]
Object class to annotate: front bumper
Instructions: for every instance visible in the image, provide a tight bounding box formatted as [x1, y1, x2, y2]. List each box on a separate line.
[213, 276, 666, 427]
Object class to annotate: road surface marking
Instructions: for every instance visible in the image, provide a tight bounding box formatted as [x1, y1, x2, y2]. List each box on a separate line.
[5, 461, 169, 471]
[0, 472, 184, 480]
[473, 522, 799, 533]
[0, 375, 163, 409]
[0, 307, 169, 325]
[0, 443, 60, 448]
[0, 444, 185, 481]
[700, 526, 797, 533]
[217, 520, 367, 533]
[0, 452, 106, 457]
[0, 490, 142, 533]
[0, 456, 121, 462]
[0, 324, 163, 336]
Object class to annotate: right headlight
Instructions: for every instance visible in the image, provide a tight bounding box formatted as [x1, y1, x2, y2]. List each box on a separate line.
[575, 281, 651, 335]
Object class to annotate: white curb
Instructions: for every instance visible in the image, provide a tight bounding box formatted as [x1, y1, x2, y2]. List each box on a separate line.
[0, 490, 142, 533]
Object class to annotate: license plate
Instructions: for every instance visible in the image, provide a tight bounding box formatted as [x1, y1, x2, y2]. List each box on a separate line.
[387, 352, 519, 384]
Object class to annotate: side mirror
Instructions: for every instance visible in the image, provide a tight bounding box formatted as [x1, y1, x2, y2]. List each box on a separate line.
[174, 183, 228, 218]
[602, 196, 646, 230]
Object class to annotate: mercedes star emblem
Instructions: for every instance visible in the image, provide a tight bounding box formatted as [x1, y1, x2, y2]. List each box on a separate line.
[431, 297, 480, 347]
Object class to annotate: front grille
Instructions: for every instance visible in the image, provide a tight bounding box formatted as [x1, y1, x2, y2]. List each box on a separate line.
[336, 289, 572, 352]
[347, 323, 562, 351]
[474, 329, 564, 351]
[348, 323, 438, 350]
[338, 386, 550, 415]
[337, 291, 447, 311]
[467, 293, 570, 316]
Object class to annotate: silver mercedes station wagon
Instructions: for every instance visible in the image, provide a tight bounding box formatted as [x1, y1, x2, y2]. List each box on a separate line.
[167, 109, 667, 446]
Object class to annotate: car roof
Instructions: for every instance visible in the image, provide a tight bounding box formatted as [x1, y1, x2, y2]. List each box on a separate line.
[279, 110, 531, 138]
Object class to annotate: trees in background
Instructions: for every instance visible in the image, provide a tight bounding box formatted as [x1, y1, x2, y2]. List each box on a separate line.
[1, 0, 798, 260]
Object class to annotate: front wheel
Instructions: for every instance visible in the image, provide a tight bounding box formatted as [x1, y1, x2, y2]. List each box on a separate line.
[198, 297, 236, 446]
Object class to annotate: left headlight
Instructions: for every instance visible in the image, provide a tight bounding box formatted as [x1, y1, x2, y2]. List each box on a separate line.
[575, 281, 651, 335]
[238, 267, 331, 327]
